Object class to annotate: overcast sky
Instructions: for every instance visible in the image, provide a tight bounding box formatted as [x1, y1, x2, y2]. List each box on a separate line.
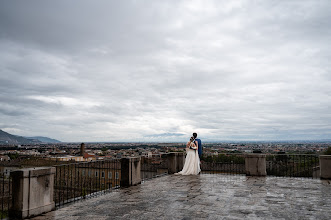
[0, 0, 330, 142]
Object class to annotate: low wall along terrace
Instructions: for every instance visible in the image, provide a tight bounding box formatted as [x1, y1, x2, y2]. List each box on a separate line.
[5, 153, 331, 219]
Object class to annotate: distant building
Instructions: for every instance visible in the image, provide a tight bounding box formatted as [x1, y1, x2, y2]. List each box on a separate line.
[0, 155, 10, 161]
[83, 152, 96, 161]
[0, 166, 19, 178]
[80, 143, 85, 156]
[48, 154, 95, 162]
[75, 162, 121, 187]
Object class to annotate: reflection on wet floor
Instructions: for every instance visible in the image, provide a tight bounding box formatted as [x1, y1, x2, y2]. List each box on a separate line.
[32, 174, 331, 220]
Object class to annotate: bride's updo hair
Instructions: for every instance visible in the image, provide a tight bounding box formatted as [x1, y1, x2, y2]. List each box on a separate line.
[190, 136, 195, 142]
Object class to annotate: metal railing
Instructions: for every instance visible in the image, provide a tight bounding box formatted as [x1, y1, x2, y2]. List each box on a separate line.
[54, 159, 121, 207]
[0, 173, 11, 220]
[141, 154, 169, 181]
[1, 153, 322, 214]
[201, 153, 245, 175]
[266, 154, 320, 178]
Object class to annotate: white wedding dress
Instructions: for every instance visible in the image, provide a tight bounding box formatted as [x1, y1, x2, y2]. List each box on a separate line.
[177, 142, 201, 175]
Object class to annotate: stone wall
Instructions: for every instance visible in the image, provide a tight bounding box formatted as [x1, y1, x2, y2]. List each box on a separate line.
[10, 167, 55, 219]
[320, 155, 331, 179]
[245, 154, 267, 176]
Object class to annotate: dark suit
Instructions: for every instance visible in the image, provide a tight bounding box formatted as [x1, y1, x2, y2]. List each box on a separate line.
[195, 138, 202, 158]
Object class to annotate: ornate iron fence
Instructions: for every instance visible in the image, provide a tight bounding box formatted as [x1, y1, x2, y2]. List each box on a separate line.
[201, 153, 246, 175]
[0, 172, 11, 220]
[266, 154, 320, 178]
[54, 159, 121, 207]
[141, 154, 168, 181]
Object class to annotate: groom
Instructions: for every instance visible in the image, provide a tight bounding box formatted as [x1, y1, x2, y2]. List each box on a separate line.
[193, 132, 202, 158]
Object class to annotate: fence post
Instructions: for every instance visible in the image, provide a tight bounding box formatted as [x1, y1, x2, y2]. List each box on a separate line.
[9, 167, 55, 219]
[320, 155, 331, 179]
[176, 152, 185, 172]
[120, 157, 141, 187]
[167, 152, 178, 174]
[245, 154, 266, 176]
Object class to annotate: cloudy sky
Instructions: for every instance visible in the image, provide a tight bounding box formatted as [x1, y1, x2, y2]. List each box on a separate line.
[0, 0, 330, 142]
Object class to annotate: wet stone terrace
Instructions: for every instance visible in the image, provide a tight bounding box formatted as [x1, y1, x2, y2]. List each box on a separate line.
[33, 174, 331, 220]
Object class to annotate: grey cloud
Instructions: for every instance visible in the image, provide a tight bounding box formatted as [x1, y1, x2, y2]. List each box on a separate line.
[0, 107, 27, 116]
[144, 133, 186, 138]
[0, 0, 170, 54]
[0, 0, 330, 141]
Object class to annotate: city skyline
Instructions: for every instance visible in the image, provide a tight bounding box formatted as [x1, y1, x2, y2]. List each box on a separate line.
[0, 0, 330, 142]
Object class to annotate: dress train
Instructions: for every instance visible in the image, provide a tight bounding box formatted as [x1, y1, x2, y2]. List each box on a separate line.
[176, 148, 201, 175]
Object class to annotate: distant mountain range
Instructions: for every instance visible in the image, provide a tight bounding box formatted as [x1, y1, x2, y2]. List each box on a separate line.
[25, 136, 61, 143]
[0, 129, 61, 144]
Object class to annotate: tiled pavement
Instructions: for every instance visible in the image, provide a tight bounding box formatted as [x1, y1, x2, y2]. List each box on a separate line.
[32, 174, 331, 220]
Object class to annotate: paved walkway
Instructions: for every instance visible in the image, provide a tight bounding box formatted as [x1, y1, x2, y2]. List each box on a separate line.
[33, 174, 331, 220]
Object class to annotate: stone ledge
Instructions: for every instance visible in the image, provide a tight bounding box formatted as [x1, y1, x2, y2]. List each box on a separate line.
[320, 155, 331, 160]
[11, 167, 56, 178]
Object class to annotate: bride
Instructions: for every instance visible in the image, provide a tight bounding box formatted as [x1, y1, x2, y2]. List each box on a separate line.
[176, 136, 201, 175]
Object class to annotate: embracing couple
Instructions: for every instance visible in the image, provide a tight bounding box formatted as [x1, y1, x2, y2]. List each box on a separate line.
[176, 132, 202, 175]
